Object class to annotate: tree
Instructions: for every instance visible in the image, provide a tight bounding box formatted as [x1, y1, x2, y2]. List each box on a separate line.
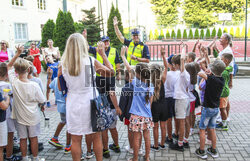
[248, 27, 250, 38]
[183, 29, 187, 39]
[235, 27, 240, 38]
[200, 29, 204, 39]
[217, 28, 222, 38]
[241, 26, 245, 38]
[177, 29, 182, 39]
[188, 29, 193, 39]
[154, 29, 159, 40]
[230, 27, 235, 37]
[223, 27, 228, 33]
[80, 7, 103, 46]
[41, 19, 55, 47]
[149, 30, 154, 40]
[171, 29, 176, 39]
[194, 28, 199, 39]
[166, 30, 170, 39]
[159, 29, 165, 40]
[151, 0, 181, 27]
[54, 10, 75, 54]
[206, 28, 211, 39]
[211, 28, 216, 38]
[74, 22, 84, 33]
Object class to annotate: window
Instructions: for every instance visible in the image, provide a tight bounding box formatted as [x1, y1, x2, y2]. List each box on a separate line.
[14, 23, 28, 41]
[37, 0, 46, 10]
[12, 0, 24, 7]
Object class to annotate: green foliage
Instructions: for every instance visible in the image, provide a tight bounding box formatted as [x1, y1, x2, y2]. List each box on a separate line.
[151, 0, 180, 27]
[171, 29, 176, 39]
[217, 28, 222, 38]
[206, 28, 211, 39]
[80, 7, 103, 46]
[154, 29, 159, 40]
[107, 4, 124, 49]
[74, 22, 84, 33]
[200, 29, 204, 39]
[235, 27, 240, 38]
[248, 27, 250, 38]
[194, 28, 199, 39]
[149, 30, 154, 40]
[177, 29, 182, 39]
[183, 29, 187, 39]
[241, 26, 246, 38]
[230, 27, 234, 37]
[223, 27, 228, 33]
[53, 10, 75, 54]
[211, 28, 216, 38]
[188, 29, 193, 39]
[159, 29, 165, 40]
[41, 19, 55, 47]
[166, 30, 170, 39]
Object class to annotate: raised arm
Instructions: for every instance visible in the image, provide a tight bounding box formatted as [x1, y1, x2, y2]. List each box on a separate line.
[201, 46, 210, 65]
[113, 16, 125, 43]
[120, 46, 132, 72]
[161, 47, 168, 83]
[7, 45, 24, 70]
[207, 36, 217, 48]
[192, 40, 199, 52]
[180, 43, 186, 73]
[198, 71, 208, 80]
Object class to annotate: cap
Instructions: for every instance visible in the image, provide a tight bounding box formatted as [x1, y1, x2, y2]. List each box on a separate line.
[131, 28, 140, 35]
[209, 60, 226, 76]
[168, 54, 175, 64]
[101, 36, 110, 42]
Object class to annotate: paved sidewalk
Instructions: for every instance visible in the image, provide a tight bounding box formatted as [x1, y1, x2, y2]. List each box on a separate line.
[37, 76, 250, 161]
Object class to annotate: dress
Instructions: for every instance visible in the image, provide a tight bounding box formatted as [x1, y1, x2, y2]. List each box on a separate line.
[62, 57, 98, 135]
[45, 47, 59, 61]
[29, 48, 41, 74]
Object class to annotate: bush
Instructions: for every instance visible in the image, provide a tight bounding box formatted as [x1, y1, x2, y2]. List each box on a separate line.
[217, 28, 222, 38]
[223, 27, 228, 33]
[154, 29, 159, 40]
[200, 29, 204, 39]
[235, 27, 240, 38]
[241, 26, 245, 38]
[206, 28, 211, 39]
[41, 19, 55, 47]
[166, 30, 170, 39]
[177, 29, 182, 39]
[171, 29, 176, 39]
[159, 29, 164, 40]
[188, 29, 193, 39]
[211, 28, 216, 38]
[230, 27, 234, 37]
[183, 29, 187, 39]
[149, 30, 153, 40]
[194, 28, 199, 39]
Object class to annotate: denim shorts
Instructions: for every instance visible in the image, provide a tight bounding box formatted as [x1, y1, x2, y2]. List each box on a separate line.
[199, 107, 219, 129]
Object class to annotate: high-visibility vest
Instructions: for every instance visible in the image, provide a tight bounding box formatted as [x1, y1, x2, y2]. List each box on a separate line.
[96, 47, 116, 76]
[127, 41, 144, 65]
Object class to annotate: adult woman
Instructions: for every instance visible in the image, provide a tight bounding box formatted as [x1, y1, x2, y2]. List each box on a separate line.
[43, 39, 60, 61]
[59, 33, 114, 161]
[0, 40, 14, 62]
[28, 42, 41, 75]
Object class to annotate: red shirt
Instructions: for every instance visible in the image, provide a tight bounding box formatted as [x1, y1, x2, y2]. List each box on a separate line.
[29, 48, 40, 58]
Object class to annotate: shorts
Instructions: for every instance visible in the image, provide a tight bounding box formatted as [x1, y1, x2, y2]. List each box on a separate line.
[199, 107, 219, 129]
[124, 118, 130, 126]
[219, 97, 228, 108]
[0, 121, 7, 147]
[60, 113, 66, 124]
[109, 109, 117, 129]
[17, 122, 40, 139]
[166, 97, 175, 119]
[129, 114, 154, 132]
[152, 101, 168, 122]
[6, 118, 17, 133]
[175, 99, 190, 119]
[190, 101, 196, 113]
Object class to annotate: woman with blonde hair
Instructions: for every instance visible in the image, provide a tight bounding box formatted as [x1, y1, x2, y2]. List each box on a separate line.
[42, 39, 60, 61]
[59, 33, 114, 161]
[0, 40, 15, 62]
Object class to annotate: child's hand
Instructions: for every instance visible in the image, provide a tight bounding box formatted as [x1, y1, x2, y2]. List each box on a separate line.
[160, 46, 165, 57]
[115, 107, 122, 116]
[195, 39, 199, 45]
[130, 55, 136, 60]
[113, 16, 118, 26]
[57, 65, 62, 77]
[47, 67, 53, 77]
[82, 29, 87, 39]
[121, 46, 126, 58]
[15, 45, 24, 55]
[96, 41, 105, 56]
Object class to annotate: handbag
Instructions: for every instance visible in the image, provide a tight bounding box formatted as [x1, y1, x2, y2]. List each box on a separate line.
[89, 57, 115, 132]
[58, 75, 68, 97]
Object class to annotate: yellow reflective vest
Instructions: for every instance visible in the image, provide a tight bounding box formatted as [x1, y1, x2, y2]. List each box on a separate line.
[127, 41, 144, 65]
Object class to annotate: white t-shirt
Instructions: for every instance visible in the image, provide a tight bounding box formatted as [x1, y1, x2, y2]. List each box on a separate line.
[164, 70, 180, 98]
[187, 83, 196, 102]
[0, 81, 12, 119]
[45, 47, 59, 58]
[174, 70, 190, 99]
[8, 68, 46, 126]
[219, 45, 234, 74]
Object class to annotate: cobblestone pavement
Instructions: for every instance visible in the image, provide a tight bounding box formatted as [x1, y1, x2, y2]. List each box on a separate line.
[35, 74, 250, 161]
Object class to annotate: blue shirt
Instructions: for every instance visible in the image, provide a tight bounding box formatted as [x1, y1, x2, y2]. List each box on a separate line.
[0, 92, 5, 122]
[49, 78, 66, 114]
[129, 78, 154, 118]
[47, 62, 59, 80]
[124, 38, 150, 59]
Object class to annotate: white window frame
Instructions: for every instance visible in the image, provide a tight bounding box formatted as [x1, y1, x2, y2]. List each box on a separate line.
[12, 0, 24, 7]
[37, 0, 46, 11]
[14, 23, 28, 42]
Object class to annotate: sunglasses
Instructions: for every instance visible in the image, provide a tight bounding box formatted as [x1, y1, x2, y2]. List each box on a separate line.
[1, 42, 6, 45]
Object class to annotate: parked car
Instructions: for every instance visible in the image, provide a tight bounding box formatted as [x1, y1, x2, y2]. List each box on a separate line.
[20, 40, 41, 58]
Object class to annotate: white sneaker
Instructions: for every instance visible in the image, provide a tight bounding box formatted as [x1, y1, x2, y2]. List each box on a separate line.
[139, 148, 144, 155]
[189, 128, 194, 136]
[125, 145, 133, 154]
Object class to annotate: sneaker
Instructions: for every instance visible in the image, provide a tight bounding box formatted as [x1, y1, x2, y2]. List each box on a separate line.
[207, 147, 219, 158]
[159, 143, 166, 150]
[125, 145, 133, 154]
[169, 142, 184, 152]
[81, 153, 85, 160]
[46, 101, 51, 108]
[165, 137, 173, 144]
[189, 129, 195, 136]
[139, 148, 144, 155]
[109, 143, 121, 153]
[150, 145, 160, 152]
[48, 138, 63, 148]
[172, 133, 179, 140]
[195, 148, 207, 159]
[216, 123, 228, 131]
[85, 150, 94, 159]
[64, 146, 71, 154]
[5, 155, 22, 161]
[103, 149, 110, 158]
[183, 142, 190, 149]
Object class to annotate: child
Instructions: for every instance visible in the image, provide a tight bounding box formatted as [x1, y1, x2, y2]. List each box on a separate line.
[121, 46, 154, 161]
[150, 47, 168, 151]
[25, 55, 39, 77]
[27, 61, 44, 92]
[0, 63, 22, 161]
[216, 53, 233, 131]
[7, 46, 46, 161]
[43, 54, 58, 107]
[195, 59, 226, 159]
[47, 68, 71, 154]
